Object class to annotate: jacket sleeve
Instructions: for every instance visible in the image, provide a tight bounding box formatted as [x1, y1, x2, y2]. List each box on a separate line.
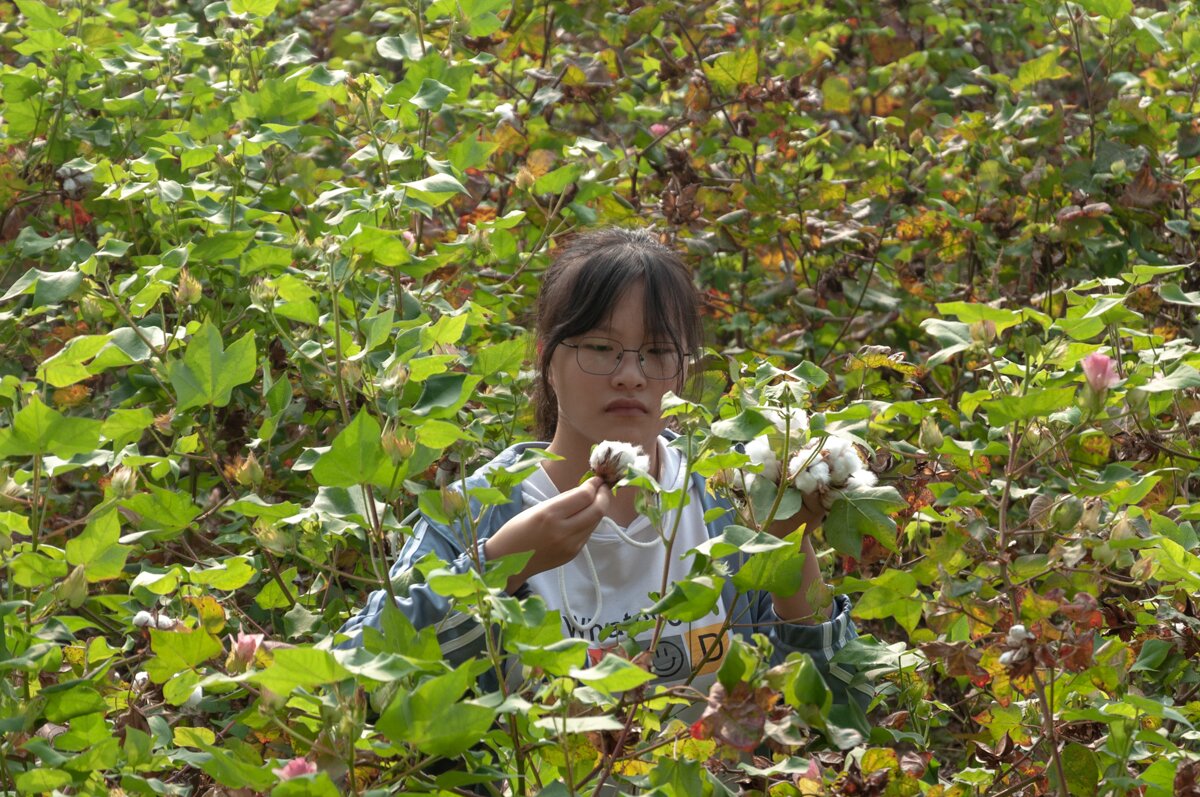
[750, 590, 870, 709]
[697, 476, 871, 709]
[335, 513, 493, 664]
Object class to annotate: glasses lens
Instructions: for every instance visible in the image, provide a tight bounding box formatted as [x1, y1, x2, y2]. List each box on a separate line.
[575, 337, 621, 375]
[640, 343, 681, 380]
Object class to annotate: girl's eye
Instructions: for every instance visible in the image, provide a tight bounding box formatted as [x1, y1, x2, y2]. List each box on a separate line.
[583, 340, 615, 352]
[645, 345, 677, 357]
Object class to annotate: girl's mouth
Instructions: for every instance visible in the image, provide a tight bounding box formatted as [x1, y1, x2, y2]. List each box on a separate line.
[605, 399, 648, 415]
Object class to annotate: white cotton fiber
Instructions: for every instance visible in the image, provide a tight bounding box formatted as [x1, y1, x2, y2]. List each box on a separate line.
[846, 470, 877, 490]
[763, 407, 809, 436]
[132, 611, 177, 630]
[744, 436, 781, 484]
[792, 470, 820, 495]
[590, 441, 650, 485]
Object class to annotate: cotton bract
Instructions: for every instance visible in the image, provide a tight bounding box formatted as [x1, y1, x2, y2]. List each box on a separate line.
[590, 441, 650, 486]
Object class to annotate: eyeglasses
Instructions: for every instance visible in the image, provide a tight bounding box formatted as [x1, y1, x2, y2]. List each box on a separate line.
[559, 336, 686, 380]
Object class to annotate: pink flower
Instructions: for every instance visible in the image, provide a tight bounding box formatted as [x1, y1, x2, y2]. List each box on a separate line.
[1082, 352, 1120, 392]
[233, 631, 264, 666]
[650, 123, 671, 137]
[273, 757, 318, 780]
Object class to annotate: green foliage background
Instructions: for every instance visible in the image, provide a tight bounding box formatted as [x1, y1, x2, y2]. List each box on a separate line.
[2, 0, 1200, 794]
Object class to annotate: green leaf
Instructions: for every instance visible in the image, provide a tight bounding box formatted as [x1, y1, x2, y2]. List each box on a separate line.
[402, 173, 467, 207]
[377, 665, 496, 756]
[15, 0, 69, 29]
[1076, 0, 1131, 18]
[696, 524, 790, 558]
[311, 410, 385, 487]
[230, 0, 279, 14]
[10, 550, 66, 587]
[273, 773, 340, 797]
[144, 629, 223, 682]
[377, 33, 427, 61]
[168, 321, 257, 411]
[16, 768, 71, 794]
[1159, 284, 1200, 307]
[473, 336, 527, 378]
[934, 302, 1023, 333]
[1012, 49, 1071, 92]
[190, 556, 255, 590]
[0, 396, 102, 458]
[66, 509, 130, 581]
[731, 544, 807, 595]
[44, 684, 106, 722]
[409, 78, 454, 111]
[568, 653, 656, 694]
[412, 372, 475, 416]
[704, 49, 758, 93]
[1130, 638, 1173, 673]
[711, 409, 772, 441]
[823, 486, 907, 558]
[511, 638, 590, 676]
[197, 741, 276, 791]
[981, 388, 1076, 426]
[821, 76, 852, 113]
[1140, 365, 1200, 393]
[645, 576, 724, 622]
[533, 163, 585, 195]
[1051, 742, 1099, 797]
[921, 318, 972, 366]
[121, 486, 201, 537]
[251, 647, 352, 694]
[190, 231, 255, 263]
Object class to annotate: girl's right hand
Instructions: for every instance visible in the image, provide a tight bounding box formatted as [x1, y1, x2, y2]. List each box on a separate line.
[483, 475, 611, 591]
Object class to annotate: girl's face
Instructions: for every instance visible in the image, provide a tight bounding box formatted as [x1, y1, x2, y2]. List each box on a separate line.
[546, 282, 682, 466]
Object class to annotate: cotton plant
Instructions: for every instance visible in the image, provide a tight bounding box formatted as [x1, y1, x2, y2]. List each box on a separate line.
[730, 404, 879, 517]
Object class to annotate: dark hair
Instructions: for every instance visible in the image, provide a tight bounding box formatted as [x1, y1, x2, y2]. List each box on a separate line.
[533, 227, 703, 439]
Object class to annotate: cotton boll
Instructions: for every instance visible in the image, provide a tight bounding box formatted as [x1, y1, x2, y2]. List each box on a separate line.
[745, 436, 780, 484]
[809, 460, 831, 489]
[822, 436, 851, 457]
[786, 443, 821, 481]
[845, 470, 878, 490]
[828, 450, 856, 485]
[793, 471, 821, 495]
[839, 449, 867, 486]
[182, 685, 203, 709]
[131, 671, 150, 692]
[590, 441, 648, 486]
[132, 611, 154, 628]
[1006, 624, 1035, 645]
[764, 407, 809, 437]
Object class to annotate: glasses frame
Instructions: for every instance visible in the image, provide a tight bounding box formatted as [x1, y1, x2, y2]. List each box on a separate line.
[559, 336, 688, 381]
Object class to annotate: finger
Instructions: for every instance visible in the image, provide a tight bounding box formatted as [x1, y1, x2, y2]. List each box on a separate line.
[545, 480, 599, 515]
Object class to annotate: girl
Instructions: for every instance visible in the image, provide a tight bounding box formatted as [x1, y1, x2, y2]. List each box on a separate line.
[340, 227, 866, 706]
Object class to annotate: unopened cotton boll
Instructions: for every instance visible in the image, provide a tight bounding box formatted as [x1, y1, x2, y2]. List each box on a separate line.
[590, 441, 649, 486]
[744, 436, 780, 484]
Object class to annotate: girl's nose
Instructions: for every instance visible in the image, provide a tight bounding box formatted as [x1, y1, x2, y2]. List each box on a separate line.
[610, 350, 646, 388]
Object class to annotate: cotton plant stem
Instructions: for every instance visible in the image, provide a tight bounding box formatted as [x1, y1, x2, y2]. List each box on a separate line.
[998, 423, 1068, 797]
